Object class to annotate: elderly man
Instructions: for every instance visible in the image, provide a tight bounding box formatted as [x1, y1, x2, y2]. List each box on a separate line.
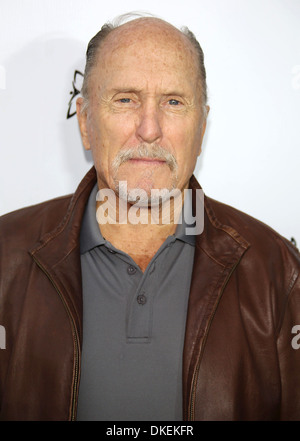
[0, 14, 300, 422]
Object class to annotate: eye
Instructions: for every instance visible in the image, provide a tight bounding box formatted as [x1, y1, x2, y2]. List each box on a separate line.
[168, 99, 181, 106]
[119, 98, 132, 103]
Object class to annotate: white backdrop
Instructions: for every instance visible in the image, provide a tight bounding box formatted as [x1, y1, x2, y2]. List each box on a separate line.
[1, 0, 299, 243]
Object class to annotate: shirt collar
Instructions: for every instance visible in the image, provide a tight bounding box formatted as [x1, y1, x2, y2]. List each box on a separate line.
[80, 184, 196, 254]
[80, 184, 105, 254]
[173, 188, 196, 246]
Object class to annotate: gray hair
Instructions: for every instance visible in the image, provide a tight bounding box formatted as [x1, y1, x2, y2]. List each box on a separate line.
[80, 12, 208, 114]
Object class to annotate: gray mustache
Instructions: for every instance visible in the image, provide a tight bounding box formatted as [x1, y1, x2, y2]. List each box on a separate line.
[112, 144, 178, 172]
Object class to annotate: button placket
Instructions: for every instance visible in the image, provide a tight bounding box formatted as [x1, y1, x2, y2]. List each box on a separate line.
[137, 293, 147, 305]
[127, 265, 137, 275]
[127, 286, 152, 342]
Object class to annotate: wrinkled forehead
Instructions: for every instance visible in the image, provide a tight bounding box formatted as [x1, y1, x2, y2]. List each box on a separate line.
[96, 18, 199, 77]
[104, 18, 192, 50]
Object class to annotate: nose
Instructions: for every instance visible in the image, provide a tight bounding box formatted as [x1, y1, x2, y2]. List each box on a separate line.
[135, 101, 163, 144]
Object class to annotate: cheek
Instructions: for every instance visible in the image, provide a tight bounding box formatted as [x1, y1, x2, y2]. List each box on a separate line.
[102, 114, 138, 150]
[89, 114, 137, 170]
[170, 124, 201, 175]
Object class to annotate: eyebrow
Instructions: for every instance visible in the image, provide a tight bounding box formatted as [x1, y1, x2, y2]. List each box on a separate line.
[111, 88, 143, 94]
[110, 88, 186, 97]
[162, 91, 186, 97]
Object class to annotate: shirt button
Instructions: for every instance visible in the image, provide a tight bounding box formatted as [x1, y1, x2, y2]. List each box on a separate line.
[107, 248, 116, 254]
[127, 265, 136, 275]
[137, 294, 147, 305]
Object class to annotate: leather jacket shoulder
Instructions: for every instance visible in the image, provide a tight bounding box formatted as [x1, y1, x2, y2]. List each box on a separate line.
[185, 178, 300, 420]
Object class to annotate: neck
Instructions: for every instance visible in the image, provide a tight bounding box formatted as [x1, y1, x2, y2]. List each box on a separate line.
[95, 183, 187, 271]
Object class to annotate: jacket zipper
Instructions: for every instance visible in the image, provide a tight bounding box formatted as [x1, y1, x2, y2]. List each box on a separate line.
[188, 257, 243, 420]
[32, 256, 80, 421]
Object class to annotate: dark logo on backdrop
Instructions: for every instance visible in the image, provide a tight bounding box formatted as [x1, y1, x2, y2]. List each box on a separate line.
[67, 70, 84, 119]
[291, 237, 297, 247]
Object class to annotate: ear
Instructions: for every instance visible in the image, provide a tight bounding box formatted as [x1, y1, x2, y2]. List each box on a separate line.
[76, 97, 91, 151]
[197, 105, 210, 157]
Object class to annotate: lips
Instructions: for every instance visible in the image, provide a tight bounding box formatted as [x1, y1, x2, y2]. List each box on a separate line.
[128, 158, 166, 165]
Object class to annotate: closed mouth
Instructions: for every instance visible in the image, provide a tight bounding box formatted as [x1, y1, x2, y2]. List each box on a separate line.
[128, 158, 166, 164]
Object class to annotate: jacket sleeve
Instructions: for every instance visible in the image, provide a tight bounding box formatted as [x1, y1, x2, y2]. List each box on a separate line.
[276, 242, 300, 420]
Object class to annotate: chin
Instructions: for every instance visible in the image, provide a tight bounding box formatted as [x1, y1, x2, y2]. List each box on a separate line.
[116, 175, 179, 207]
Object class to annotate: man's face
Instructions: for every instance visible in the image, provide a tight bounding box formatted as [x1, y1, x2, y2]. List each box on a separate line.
[77, 19, 207, 200]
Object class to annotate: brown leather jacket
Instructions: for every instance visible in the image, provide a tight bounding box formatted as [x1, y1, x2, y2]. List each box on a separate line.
[1, 167, 300, 421]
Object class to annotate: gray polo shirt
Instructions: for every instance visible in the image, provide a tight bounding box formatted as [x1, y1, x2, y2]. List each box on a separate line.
[76, 184, 195, 421]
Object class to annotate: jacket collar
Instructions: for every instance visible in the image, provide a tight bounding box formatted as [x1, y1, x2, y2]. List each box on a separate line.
[182, 175, 250, 419]
[30, 167, 97, 341]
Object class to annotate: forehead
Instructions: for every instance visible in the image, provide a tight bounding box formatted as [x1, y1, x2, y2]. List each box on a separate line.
[91, 19, 200, 92]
